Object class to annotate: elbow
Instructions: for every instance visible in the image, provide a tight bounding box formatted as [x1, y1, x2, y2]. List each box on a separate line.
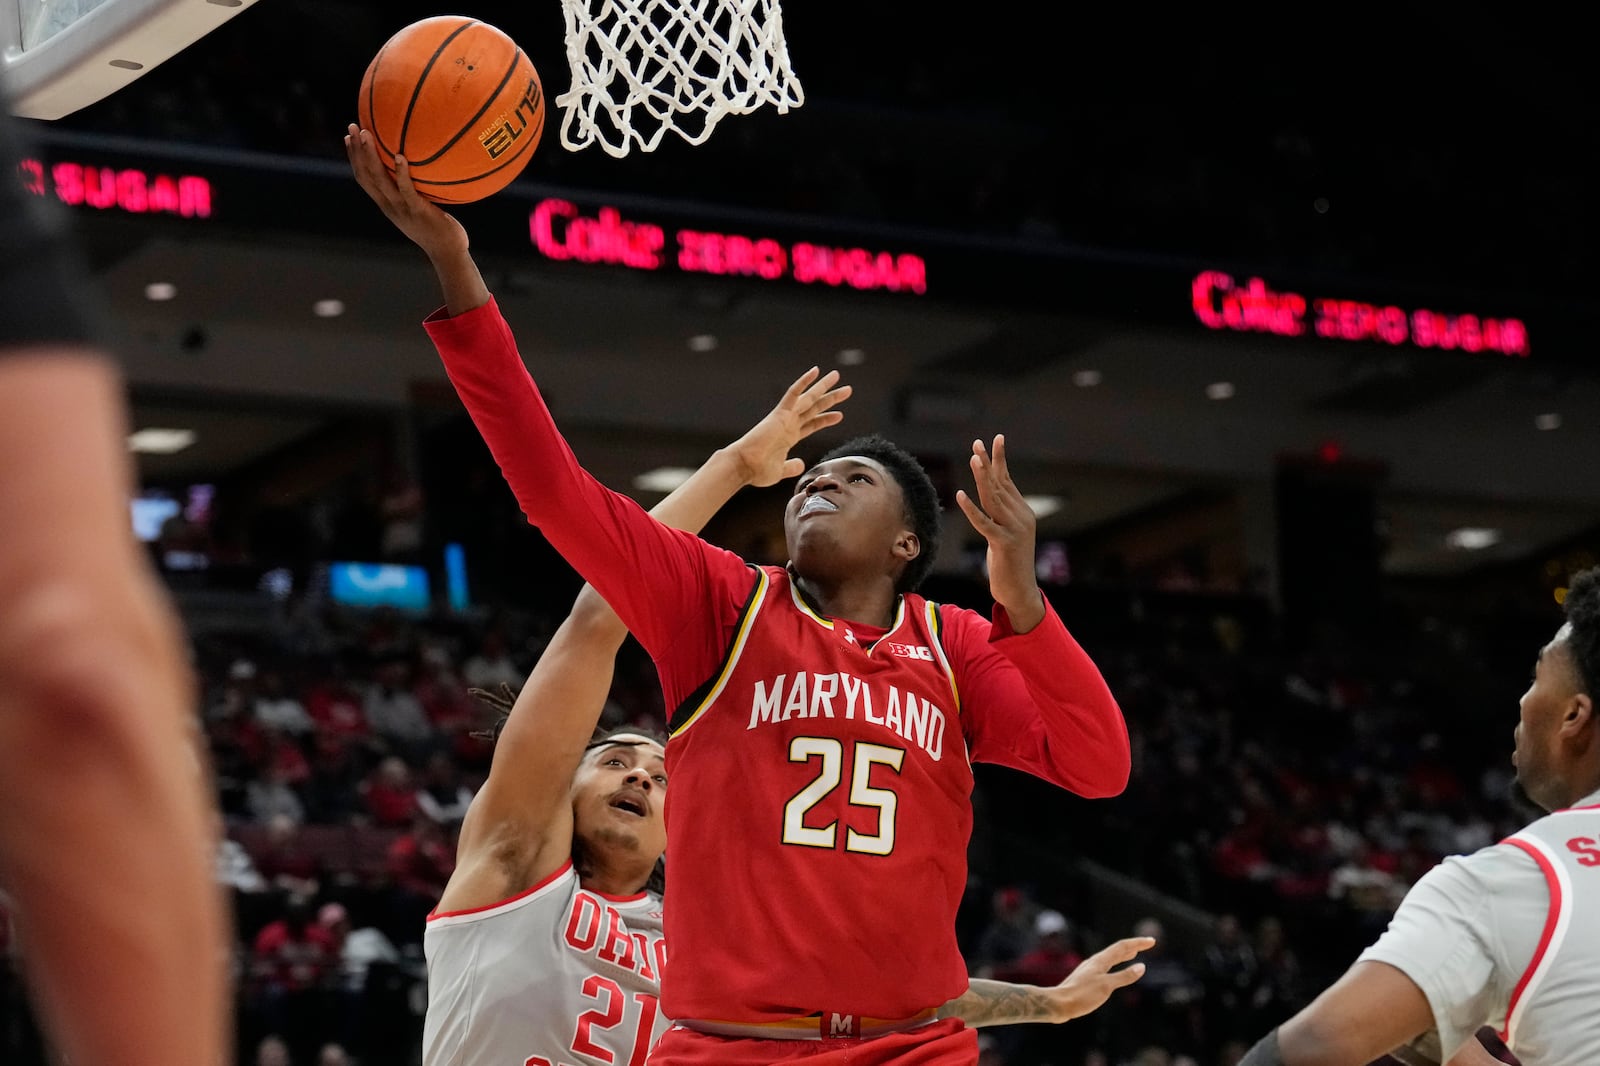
[1077, 761, 1130, 799]
[566, 586, 626, 638]
[1083, 699, 1132, 798]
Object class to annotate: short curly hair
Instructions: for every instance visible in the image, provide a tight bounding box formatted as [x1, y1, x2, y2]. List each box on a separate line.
[1562, 567, 1600, 699]
[820, 434, 942, 592]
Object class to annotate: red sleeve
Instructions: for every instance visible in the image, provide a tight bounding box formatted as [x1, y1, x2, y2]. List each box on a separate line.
[942, 595, 1129, 798]
[423, 298, 755, 705]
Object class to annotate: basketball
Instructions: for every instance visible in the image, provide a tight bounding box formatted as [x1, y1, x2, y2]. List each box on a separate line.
[358, 17, 544, 205]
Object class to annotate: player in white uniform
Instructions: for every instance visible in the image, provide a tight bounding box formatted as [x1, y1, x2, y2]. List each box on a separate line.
[1238, 567, 1600, 1066]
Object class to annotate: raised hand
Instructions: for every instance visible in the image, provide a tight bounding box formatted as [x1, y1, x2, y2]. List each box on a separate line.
[725, 367, 852, 488]
[1046, 936, 1154, 1023]
[344, 123, 468, 264]
[955, 435, 1044, 631]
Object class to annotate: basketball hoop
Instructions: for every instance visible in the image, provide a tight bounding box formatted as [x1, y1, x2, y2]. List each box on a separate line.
[556, 0, 803, 158]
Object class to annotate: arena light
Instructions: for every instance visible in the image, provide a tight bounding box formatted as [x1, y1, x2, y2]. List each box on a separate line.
[1024, 495, 1064, 518]
[1071, 369, 1102, 387]
[1535, 413, 1562, 431]
[1445, 528, 1502, 551]
[144, 281, 176, 301]
[1205, 381, 1236, 400]
[837, 348, 866, 366]
[127, 427, 195, 454]
[633, 466, 696, 492]
[687, 334, 718, 352]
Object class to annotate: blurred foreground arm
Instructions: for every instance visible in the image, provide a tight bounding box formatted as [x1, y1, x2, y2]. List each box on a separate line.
[0, 103, 229, 1066]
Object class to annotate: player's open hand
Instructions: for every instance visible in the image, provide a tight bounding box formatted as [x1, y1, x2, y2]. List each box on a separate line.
[344, 123, 468, 263]
[725, 368, 852, 488]
[956, 435, 1045, 631]
[1045, 936, 1154, 1024]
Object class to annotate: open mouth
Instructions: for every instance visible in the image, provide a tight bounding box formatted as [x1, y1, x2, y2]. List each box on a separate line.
[800, 495, 838, 517]
[611, 794, 648, 817]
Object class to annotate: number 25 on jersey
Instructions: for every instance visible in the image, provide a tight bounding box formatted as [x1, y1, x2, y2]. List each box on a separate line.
[783, 737, 904, 855]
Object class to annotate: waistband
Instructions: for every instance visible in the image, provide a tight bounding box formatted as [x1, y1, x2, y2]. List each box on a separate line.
[674, 1007, 940, 1041]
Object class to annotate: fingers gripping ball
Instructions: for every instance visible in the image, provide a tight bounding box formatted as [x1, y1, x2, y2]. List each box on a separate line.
[358, 17, 544, 204]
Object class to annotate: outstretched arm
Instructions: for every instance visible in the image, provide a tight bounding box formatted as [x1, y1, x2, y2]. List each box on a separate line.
[1239, 962, 1437, 1065]
[951, 435, 1130, 797]
[937, 937, 1152, 1028]
[438, 369, 851, 912]
[347, 123, 838, 706]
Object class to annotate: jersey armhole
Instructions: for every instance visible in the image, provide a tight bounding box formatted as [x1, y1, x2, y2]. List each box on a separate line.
[1497, 835, 1571, 1048]
[667, 566, 769, 737]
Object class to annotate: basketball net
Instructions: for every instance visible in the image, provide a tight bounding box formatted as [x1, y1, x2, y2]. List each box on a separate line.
[556, 0, 803, 157]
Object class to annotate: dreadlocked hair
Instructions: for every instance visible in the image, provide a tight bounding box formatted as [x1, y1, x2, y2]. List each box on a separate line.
[820, 433, 942, 592]
[468, 684, 667, 896]
[1563, 567, 1600, 699]
[468, 682, 519, 742]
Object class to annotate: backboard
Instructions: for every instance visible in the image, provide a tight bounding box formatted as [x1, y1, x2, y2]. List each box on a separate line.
[2, 0, 260, 120]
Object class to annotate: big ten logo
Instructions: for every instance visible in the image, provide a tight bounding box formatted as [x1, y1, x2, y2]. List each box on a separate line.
[479, 77, 544, 160]
[885, 643, 934, 661]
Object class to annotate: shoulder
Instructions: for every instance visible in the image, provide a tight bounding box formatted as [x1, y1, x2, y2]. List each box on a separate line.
[1398, 843, 1546, 918]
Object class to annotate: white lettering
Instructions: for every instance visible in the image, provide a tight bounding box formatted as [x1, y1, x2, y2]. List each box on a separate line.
[840, 674, 864, 720]
[905, 697, 928, 750]
[749, 675, 786, 729]
[862, 685, 883, 726]
[810, 673, 838, 718]
[927, 701, 945, 761]
[783, 672, 809, 721]
[884, 688, 903, 735]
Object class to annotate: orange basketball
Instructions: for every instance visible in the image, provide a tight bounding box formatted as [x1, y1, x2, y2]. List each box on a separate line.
[358, 16, 544, 204]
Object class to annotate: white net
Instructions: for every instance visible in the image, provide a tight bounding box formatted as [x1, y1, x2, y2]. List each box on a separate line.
[557, 0, 803, 158]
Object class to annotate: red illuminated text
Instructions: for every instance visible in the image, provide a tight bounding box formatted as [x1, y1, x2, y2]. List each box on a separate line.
[18, 158, 212, 218]
[531, 199, 927, 295]
[532, 198, 664, 269]
[1193, 270, 1529, 357]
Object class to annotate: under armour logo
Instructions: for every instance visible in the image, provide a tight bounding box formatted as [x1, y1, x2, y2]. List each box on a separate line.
[843, 628, 857, 645]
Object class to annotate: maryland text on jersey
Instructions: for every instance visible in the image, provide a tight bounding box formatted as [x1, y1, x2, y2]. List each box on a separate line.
[746, 671, 950, 761]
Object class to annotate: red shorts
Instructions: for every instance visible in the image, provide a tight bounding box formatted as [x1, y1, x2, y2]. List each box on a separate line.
[648, 1019, 977, 1066]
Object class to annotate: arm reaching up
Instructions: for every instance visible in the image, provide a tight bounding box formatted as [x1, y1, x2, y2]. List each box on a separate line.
[438, 367, 851, 912]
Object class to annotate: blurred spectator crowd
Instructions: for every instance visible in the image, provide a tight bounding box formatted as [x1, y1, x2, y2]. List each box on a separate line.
[0, 558, 1543, 1065]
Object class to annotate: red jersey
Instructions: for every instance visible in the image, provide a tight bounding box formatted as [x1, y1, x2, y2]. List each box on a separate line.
[425, 299, 1129, 1024]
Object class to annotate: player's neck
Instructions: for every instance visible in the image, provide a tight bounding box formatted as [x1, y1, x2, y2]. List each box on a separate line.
[577, 856, 653, 899]
[794, 574, 898, 629]
[1562, 766, 1600, 808]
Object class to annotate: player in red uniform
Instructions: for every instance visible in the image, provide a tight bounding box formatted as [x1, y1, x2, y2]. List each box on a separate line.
[422, 374, 1152, 1066]
[349, 125, 1131, 1065]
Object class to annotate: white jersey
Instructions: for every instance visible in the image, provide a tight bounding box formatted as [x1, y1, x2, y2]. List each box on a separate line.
[423, 860, 668, 1066]
[1358, 788, 1600, 1064]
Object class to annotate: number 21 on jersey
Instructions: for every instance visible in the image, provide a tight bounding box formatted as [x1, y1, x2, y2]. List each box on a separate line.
[783, 737, 904, 855]
[525, 977, 659, 1066]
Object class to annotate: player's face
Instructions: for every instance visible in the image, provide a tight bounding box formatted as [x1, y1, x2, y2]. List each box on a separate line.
[784, 457, 918, 588]
[1514, 628, 1582, 811]
[571, 737, 668, 866]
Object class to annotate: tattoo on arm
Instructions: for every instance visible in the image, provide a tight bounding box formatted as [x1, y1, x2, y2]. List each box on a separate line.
[937, 979, 1054, 1028]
